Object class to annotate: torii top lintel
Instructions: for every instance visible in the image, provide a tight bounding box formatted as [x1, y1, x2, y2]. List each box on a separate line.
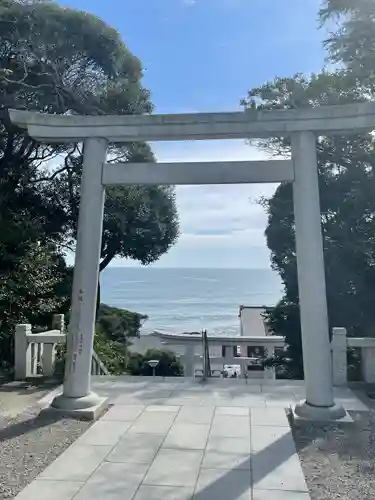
[9, 102, 375, 143]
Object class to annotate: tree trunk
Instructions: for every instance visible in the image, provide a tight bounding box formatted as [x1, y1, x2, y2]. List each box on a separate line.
[96, 278, 101, 321]
[97, 248, 117, 319]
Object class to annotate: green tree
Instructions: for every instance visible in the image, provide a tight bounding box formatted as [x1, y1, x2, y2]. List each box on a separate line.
[127, 349, 183, 377]
[50, 153, 179, 310]
[93, 304, 147, 375]
[0, 0, 153, 274]
[0, 242, 68, 369]
[320, 0, 375, 84]
[241, 2, 375, 377]
[50, 160, 179, 274]
[55, 304, 146, 376]
[96, 303, 147, 343]
[0, 0, 179, 367]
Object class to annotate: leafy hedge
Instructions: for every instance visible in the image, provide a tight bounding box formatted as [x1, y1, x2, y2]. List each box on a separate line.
[96, 304, 147, 343]
[127, 349, 183, 377]
[55, 306, 183, 378]
[55, 304, 147, 377]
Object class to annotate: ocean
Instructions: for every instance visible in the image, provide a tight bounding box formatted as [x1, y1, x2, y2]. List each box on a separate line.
[100, 267, 283, 336]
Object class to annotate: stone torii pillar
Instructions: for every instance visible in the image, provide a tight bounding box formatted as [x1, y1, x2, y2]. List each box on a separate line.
[10, 112, 110, 419]
[51, 138, 109, 418]
[292, 131, 345, 420]
[10, 103, 372, 421]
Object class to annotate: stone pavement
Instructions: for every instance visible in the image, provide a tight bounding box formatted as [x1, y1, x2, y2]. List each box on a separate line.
[16, 377, 369, 500]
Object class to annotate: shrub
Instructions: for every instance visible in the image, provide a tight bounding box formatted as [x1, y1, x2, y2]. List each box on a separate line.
[127, 349, 183, 377]
[54, 304, 145, 377]
[96, 304, 147, 342]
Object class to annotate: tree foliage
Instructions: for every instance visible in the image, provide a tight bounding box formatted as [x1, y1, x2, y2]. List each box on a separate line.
[0, 0, 179, 369]
[0, 243, 70, 369]
[96, 303, 147, 343]
[55, 304, 147, 377]
[127, 349, 184, 377]
[320, 0, 375, 83]
[93, 304, 148, 375]
[0, 0, 179, 269]
[0, 0, 152, 270]
[242, 1, 375, 377]
[50, 159, 179, 273]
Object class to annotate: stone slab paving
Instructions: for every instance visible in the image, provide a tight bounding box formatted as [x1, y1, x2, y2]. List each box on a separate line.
[17, 377, 368, 500]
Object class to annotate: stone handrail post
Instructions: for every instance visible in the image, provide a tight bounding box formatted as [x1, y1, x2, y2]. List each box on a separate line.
[52, 314, 65, 334]
[361, 344, 375, 384]
[14, 324, 32, 380]
[14, 315, 67, 380]
[42, 314, 66, 377]
[182, 344, 195, 377]
[331, 327, 348, 386]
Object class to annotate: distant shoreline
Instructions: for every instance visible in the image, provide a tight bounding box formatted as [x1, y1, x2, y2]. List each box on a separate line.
[101, 267, 282, 335]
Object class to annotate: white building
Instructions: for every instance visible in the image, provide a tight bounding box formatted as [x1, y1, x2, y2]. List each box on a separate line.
[238, 305, 268, 359]
[239, 305, 268, 337]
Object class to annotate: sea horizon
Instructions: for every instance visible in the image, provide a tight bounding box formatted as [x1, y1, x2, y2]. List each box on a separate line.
[100, 267, 283, 336]
[106, 266, 276, 270]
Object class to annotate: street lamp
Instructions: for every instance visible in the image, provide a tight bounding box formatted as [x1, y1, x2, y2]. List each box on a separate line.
[148, 359, 159, 377]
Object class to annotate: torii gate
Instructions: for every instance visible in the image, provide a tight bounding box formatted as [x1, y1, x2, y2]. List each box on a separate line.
[10, 102, 375, 420]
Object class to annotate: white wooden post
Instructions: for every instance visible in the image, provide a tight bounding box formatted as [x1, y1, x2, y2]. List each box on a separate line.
[332, 327, 347, 386]
[14, 324, 32, 380]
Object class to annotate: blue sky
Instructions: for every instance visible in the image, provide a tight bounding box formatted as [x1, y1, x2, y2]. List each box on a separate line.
[62, 0, 326, 268]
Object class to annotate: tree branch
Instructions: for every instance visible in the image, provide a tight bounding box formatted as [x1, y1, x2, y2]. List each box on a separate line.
[100, 246, 118, 272]
[29, 164, 70, 184]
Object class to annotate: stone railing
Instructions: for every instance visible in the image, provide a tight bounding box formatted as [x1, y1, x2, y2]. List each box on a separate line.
[91, 349, 110, 376]
[14, 314, 109, 380]
[152, 332, 285, 379]
[331, 327, 375, 385]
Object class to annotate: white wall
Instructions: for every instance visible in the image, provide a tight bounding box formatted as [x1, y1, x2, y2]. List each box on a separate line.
[239, 307, 267, 337]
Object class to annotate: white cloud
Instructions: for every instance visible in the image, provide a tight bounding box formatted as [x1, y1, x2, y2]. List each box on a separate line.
[112, 139, 278, 269]
[176, 184, 270, 236]
[152, 139, 267, 163]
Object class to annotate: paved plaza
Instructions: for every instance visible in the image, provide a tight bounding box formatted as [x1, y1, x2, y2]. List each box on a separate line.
[16, 377, 369, 500]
